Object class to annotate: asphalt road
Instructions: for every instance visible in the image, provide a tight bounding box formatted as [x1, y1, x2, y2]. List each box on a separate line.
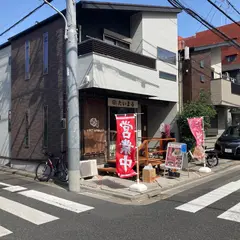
[1, 170, 240, 240]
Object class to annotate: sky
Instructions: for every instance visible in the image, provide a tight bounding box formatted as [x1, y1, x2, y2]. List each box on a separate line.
[0, 0, 240, 45]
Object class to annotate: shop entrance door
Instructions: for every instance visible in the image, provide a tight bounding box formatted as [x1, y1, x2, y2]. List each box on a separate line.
[141, 105, 148, 140]
[108, 107, 136, 160]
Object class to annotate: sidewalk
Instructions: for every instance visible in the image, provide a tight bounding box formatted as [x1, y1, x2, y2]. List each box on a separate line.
[1, 159, 240, 202]
[79, 159, 240, 201]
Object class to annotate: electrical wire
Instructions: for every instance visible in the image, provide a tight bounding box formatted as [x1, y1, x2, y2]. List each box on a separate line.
[0, 0, 53, 37]
[207, 0, 240, 28]
[195, 5, 214, 33]
[226, 0, 240, 16]
[168, 0, 240, 50]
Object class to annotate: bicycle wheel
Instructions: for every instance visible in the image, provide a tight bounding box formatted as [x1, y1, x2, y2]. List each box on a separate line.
[35, 162, 52, 182]
[206, 155, 219, 168]
[56, 162, 68, 182]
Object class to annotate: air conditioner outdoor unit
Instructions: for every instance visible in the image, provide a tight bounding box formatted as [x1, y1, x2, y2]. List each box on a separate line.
[79, 159, 98, 178]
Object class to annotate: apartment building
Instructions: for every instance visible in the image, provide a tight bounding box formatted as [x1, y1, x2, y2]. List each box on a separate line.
[180, 21, 240, 126]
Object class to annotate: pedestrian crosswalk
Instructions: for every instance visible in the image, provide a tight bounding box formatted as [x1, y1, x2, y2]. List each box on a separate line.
[19, 190, 93, 213]
[175, 180, 240, 223]
[0, 181, 94, 238]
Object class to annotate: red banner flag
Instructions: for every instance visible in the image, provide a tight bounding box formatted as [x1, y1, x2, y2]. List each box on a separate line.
[187, 117, 204, 146]
[115, 114, 137, 178]
[187, 117, 205, 160]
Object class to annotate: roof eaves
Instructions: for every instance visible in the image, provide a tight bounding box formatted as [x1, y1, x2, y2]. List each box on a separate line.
[8, 1, 181, 42]
[8, 12, 61, 41]
[193, 41, 232, 51]
[80, 1, 182, 13]
[0, 41, 11, 50]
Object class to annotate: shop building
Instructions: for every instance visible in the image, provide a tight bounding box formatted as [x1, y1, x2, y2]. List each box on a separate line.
[5, 1, 181, 169]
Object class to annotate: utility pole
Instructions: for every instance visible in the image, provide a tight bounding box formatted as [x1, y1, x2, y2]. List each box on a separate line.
[66, 0, 80, 192]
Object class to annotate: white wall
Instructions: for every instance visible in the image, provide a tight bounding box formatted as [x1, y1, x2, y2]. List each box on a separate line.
[217, 107, 228, 135]
[211, 48, 222, 79]
[141, 12, 179, 102]
[77, 54, 94, 88]
[90, 53, 178, 102]
[0, 45, 11, 165]
[142, 13, 178, 72]
[147, 102, 178, 139]
[77, 12, 179, 103]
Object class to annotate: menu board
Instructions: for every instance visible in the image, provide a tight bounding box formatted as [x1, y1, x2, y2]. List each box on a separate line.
[165, 142, 187, 170]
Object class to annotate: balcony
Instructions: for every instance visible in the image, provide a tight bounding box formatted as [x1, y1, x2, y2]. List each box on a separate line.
[211, 76, 240, 107]
[78, 38, 156, 69]
[77, 39, 178, 102]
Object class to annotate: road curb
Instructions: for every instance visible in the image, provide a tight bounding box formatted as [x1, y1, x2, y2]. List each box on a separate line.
[0, 166, 36, 178]
[79, 162, 240, 202]
[0, 166, 55, 183]
[1, 162, 240, 202]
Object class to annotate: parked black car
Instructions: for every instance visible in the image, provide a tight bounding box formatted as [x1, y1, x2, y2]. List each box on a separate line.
[215, 125, 240, 158]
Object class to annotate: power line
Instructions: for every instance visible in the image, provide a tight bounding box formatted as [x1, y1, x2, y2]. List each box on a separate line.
[0, 0, 53, 37]
[195, 5, 214, 32]
[226, 0, 240, 16]
[168, 0, 240, 50]
[207, 0, 240, 28]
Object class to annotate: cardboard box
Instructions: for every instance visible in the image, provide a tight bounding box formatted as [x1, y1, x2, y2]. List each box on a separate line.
[142, 168, 156, 183]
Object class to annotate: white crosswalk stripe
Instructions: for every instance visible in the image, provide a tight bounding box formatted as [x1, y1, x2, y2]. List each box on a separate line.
[19, 190, 94, 213]
[176, 180, 240, 213]
[175, 180, 240, 223]
[0, 181, 94, 238]
[0, 182, 12, 187]
[218, 202, 240, 223]
[0, 196, 59, 225]
[0, 226, 12, 238]
[3, 186, 27, 192]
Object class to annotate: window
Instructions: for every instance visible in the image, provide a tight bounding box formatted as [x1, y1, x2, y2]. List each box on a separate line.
[159, 71, 177, 82]
[103, 29, 130, 50]
[8, 110, 11, 133]
[63, 92, 67, 119]
[25, 40, 30, 80]
[104, 35, 115, 45]
[8, 56, 11, 66]
[157, 47, 176, 65]
[200, 60, 204, 68]
[78, 25, 82, 43]
[43, 105, 48, 148]
[226, 54, 237, 63]
[211, 70, 214, 79]
[24, 110, 30, 148]
[104, 35, 130, 49]
[200, 75, 205, 83]
[43, 32, 48, 74]
[223, 126, 240, 138]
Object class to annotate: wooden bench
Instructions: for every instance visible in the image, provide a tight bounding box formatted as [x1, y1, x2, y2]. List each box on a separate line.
[98, 167, 116, 173]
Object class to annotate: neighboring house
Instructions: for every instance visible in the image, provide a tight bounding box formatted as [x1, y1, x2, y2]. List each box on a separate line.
[4, 1, 181, 169]
[179, 42, 240, 147]
[180, 21, 240, 125]
[0, 42, 11, 165]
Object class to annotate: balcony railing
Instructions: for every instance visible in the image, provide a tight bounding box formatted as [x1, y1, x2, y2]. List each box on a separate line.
[211, 76, 240, 106]
[78, 38, 156, 70]
[231, 82, 240, 95]
[221, 73, 240, 95]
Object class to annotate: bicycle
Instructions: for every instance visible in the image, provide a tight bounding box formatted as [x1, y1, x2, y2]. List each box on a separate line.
[35, 150, 68, 182]
[188, 147, 219, 168]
